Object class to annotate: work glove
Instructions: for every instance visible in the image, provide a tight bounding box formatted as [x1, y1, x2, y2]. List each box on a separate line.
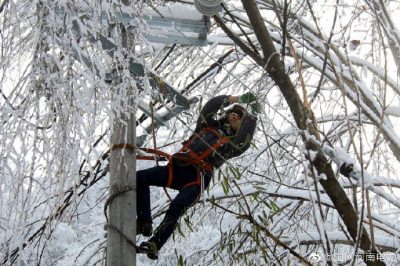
[251, 102, 261, 115]
[339, 162, 354, 178]
[239, 92, 257, 104]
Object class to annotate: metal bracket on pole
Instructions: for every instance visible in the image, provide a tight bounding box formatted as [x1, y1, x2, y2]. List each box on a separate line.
[56, 3, 211, 46]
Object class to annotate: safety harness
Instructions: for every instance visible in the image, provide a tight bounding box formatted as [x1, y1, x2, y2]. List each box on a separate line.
[137, 127, 230, 190]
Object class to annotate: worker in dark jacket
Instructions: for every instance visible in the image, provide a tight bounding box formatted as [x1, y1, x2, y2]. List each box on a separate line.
[137, 93, 259, 259]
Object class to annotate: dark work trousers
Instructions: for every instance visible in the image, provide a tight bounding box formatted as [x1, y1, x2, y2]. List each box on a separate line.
[137, 162, 211, 249]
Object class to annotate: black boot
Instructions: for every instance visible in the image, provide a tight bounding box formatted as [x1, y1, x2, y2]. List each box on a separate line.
[139, 239, 159, 260]
[137, 220, 153, 237]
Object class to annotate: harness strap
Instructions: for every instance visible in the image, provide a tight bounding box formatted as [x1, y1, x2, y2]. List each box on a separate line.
[138, 147, 171, 159]
[181, 169, 207, 205]
[136, 147, 174, 188]
[136, 127, 227, 189]
[167, 162, 173, 188]
[197, 136, 229, 161]
[180, 127, 222, 152]
[181, 167, 202, 190]
[136, 155, 166, 161]
[177, 127, 229, 170]
[171, 154, 213, 171]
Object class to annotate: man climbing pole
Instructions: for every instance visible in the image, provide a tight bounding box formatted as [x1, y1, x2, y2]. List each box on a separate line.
[136, 92, 260, 259]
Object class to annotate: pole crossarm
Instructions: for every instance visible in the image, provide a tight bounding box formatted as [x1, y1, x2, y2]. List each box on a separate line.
[54, 2, 211, 46]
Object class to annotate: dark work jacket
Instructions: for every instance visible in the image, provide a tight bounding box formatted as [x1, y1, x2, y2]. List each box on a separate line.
[173, 95, 257, 170]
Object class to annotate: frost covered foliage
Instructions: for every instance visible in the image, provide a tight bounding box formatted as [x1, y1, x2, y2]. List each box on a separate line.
[0, 0, 146, 264]
[1, 0, 400, 265]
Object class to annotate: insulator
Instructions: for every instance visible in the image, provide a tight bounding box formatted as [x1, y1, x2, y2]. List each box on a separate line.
[194, 0, 223, 16]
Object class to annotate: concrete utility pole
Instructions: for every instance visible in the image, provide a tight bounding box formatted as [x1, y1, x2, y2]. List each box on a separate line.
[106, 0, 137, 265]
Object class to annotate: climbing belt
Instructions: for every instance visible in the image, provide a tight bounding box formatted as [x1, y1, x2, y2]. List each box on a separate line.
[103, 144, 141, 252]
[104, 185, 135, 223]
